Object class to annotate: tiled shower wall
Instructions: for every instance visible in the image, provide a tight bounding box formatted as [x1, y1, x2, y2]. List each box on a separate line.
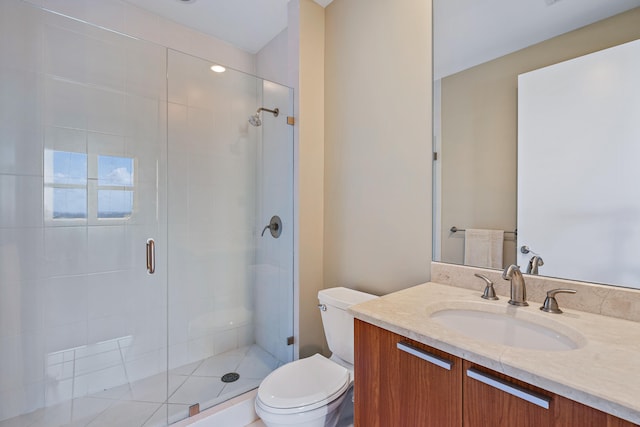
[0, 1, 169, 419]
[1, 0, 294, 422]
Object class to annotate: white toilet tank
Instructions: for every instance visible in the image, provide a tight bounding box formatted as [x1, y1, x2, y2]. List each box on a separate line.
[318, 287, 378, 365]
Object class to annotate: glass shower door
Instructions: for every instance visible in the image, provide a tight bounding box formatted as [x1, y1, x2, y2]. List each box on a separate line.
[0, 1, 169, 425]
[166, 50, 295, 421]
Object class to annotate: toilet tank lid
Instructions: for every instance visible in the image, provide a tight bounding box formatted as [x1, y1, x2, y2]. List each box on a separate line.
[318, 287, 378, 310]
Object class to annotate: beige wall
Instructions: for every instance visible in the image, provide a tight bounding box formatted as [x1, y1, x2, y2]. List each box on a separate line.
[439, 7, 640, 267]
[324, 0, 433, 298]
[290, 0, 327, 358]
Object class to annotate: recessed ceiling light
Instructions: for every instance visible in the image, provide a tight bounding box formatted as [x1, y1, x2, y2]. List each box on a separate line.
[210, 65, 226, 73]
[177, 0, 196, 4]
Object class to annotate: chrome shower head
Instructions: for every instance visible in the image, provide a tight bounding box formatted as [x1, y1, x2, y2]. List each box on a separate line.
[248, 107, 279, 127]
[248, 113, 262, 127]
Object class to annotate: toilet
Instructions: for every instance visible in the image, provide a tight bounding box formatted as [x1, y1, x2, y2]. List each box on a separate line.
[255, 287, 378, 427]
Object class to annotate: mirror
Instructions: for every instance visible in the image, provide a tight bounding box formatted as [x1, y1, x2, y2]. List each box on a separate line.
[433, 1, 640, 289]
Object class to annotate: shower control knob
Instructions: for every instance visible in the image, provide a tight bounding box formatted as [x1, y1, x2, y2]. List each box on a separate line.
[261, 215, 282, 238]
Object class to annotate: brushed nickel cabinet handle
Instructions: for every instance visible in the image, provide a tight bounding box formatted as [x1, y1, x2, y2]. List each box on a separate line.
[467, 368, 551, 409]
[146, 238, 155, 274]
[397, 341, 453, 371]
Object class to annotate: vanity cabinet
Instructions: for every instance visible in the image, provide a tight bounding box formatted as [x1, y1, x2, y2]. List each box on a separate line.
[354, 319, 638, 427]
[353, 319, 462, 427]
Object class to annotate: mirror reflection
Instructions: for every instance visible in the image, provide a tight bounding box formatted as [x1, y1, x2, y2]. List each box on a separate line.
[433, 1, 640, 289]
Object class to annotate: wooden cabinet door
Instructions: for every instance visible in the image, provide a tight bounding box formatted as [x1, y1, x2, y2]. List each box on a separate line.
[354, 319, 462, 427]
[463, 361, 555, 427]
[554, 394, 639, 427]
[464, 362, 640, 427]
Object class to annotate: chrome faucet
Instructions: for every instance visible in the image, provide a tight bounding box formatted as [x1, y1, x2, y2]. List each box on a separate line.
[502, 265, 528, 306]
[526, 256, 544, 275]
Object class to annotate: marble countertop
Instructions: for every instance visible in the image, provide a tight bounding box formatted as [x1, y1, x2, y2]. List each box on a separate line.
[349, 282, 640, 424]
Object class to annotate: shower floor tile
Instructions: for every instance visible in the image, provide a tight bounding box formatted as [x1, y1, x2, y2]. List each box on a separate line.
[0, 344, 279, 427]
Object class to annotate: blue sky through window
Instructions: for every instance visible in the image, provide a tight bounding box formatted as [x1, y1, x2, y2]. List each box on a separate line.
[98, 156, 134, 218]
[98, 155, 134, 187]
[53, 188, 87, 219]
[53, 151, 87, 185]
[48, 151, 135, 220]
[51, 151, 87, 218]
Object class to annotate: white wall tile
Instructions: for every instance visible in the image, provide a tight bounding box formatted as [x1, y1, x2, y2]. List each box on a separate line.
[168, 343, 189, 371]
[43, 275, 88, 328]
[87, 313, 132, 345]
[125, 95, 162, 144]
[187, 335, 216, 363]
[87, 227, 128, 273]
[0, 279, 43, 337]
[237, 325, 255, 349]
[86, 86, 126, 135]
[85, 34, 127, 91]
[45, 325, 89, 358]
[86, 271, 132, 319]
[256, 28, 290, 87]
[87, 133, 126, 179]
[0, 123, 43, 177]
[0, 227, 45, 283]
[0, 0, 43, 73]
[212, 329, 237, 356]
[43, 23, 87, 83]
[43, 227, 88, 277]
[0, 175, 44, 228]
[44, 126, 87, 160]
[0, 69, 41, 131]
[126, 42, 166, 101]
[44, 77, 88, 130]
[0, 333, 45, 394]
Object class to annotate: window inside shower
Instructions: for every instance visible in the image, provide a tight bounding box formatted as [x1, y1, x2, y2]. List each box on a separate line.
[44, 151, 135, 221]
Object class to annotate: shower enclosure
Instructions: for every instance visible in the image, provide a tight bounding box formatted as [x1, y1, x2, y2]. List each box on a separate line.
[0, 1, 294, 425]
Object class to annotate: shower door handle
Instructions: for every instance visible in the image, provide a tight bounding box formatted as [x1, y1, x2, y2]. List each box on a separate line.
[146, 238, 155, 274]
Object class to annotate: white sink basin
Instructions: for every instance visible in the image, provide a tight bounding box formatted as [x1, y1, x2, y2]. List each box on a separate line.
[430, 307, 585, 351]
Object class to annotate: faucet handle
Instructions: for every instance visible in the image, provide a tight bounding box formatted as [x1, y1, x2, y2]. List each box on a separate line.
[540, 289, 576, 314]
[475, 273, 499, 300]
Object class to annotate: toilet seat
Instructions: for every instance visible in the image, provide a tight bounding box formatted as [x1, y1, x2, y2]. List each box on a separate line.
[257, 354, 351, 415]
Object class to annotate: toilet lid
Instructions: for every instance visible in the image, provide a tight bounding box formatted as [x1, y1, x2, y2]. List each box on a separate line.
[257, 354, 350, 412]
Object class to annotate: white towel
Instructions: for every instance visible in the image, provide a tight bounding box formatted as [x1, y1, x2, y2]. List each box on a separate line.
[464, 229, 504, 269]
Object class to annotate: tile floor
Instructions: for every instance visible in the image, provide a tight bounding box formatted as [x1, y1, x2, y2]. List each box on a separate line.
[0, 345, 280, 427]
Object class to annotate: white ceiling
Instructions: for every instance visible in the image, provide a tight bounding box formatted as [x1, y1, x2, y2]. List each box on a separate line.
[123, 0, 639, 76]
[122, 0, 334, 53]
